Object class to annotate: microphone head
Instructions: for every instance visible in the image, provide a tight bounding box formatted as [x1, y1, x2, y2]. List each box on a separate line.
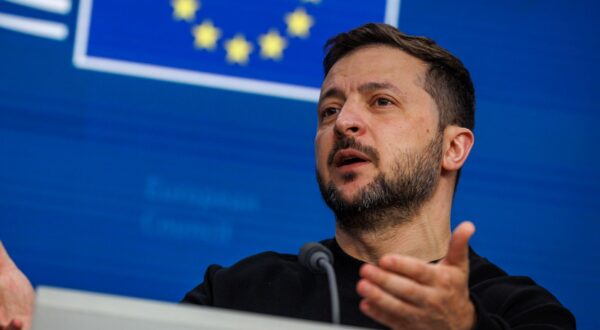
[299, 242, 334, 273]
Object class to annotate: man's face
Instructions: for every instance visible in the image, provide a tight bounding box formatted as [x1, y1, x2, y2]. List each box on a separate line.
[315, 45, 443, 227]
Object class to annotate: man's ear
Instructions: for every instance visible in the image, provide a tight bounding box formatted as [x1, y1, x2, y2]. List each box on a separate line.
[442, 126, 474, 172]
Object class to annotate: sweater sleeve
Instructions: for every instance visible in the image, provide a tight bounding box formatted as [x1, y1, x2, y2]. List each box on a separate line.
[470, 288, 576, 330]
[180, 264, 223, 305]
[468, 254, 576, 330]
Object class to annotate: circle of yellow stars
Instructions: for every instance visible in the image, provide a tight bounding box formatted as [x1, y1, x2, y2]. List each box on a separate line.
[170, 0, 319, 65]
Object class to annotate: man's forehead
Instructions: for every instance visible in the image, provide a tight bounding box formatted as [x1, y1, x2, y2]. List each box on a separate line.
[325, 45, 428, 74]
[320, 46, 427, 94]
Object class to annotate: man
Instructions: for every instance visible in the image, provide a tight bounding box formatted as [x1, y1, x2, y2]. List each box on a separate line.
[0, 23, 575, 330]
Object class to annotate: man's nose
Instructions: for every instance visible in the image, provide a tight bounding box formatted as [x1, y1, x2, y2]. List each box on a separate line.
[334, 103, 366, 138]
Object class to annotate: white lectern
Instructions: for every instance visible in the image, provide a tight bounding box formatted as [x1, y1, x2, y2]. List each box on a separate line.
[32, 286, 367, 330]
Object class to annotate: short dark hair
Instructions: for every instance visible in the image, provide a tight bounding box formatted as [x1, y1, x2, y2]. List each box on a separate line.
[323, 23, 475, 189]
[324, 23, 475, 131]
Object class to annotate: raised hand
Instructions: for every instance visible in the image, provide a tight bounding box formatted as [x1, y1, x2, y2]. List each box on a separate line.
[357, 222, 476, 330]
[0, 242, 34, 330]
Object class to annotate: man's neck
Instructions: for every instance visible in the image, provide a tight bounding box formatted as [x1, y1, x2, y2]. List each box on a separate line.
[334, 197, 452, 264]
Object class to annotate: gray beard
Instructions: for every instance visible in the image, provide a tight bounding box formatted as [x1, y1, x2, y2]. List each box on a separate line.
[316, 132, 443, 236]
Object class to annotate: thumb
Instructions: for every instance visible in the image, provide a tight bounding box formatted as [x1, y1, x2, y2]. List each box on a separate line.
[0, 241, 16, 269]
[441, 221, 475, 271]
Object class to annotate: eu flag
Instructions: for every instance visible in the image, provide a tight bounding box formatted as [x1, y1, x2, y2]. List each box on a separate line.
[74, 0, 400, 101]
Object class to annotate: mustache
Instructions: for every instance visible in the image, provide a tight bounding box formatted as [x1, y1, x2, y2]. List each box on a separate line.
[327, 137, 380, 167]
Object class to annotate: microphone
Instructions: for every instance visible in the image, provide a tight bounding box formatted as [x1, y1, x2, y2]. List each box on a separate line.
[299, 242, 340, 325]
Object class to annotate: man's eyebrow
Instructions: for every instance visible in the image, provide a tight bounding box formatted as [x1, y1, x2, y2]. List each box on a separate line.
[318, 82, 406, 104]
[318, 87, 345, 103]
[358, 82, 404, 97]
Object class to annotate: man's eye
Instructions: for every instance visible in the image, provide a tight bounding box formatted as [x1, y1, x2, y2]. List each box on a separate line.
[322, 107, 339, 118]
[375, 97, 393, 106]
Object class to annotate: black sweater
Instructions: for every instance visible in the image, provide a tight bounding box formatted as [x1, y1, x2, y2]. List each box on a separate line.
[182, 239, 575, 329]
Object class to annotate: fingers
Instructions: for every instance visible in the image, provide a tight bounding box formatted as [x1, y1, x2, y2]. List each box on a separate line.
[441, 221, 475, 271]
[377, 254, 436, 285]
[357, 278, 421, 327]
[0, 241, 16, 269]
[356, 224, 476, 329]
[360, 263, 429, 306]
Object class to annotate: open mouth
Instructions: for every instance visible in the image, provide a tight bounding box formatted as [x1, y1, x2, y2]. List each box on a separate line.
[338, 157, 367, 166]
[333, 150, 371, 168]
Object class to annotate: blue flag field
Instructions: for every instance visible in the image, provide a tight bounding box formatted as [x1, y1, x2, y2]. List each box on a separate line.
[74, 0, 400, 101]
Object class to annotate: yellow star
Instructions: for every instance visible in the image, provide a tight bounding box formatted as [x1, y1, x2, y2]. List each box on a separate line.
[192, 20, 221, 51]
[285, 8, 314, 38]
[171, 0, 200, 22]
[224, 34, 253, 65]
[258, 29, 288, 60]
